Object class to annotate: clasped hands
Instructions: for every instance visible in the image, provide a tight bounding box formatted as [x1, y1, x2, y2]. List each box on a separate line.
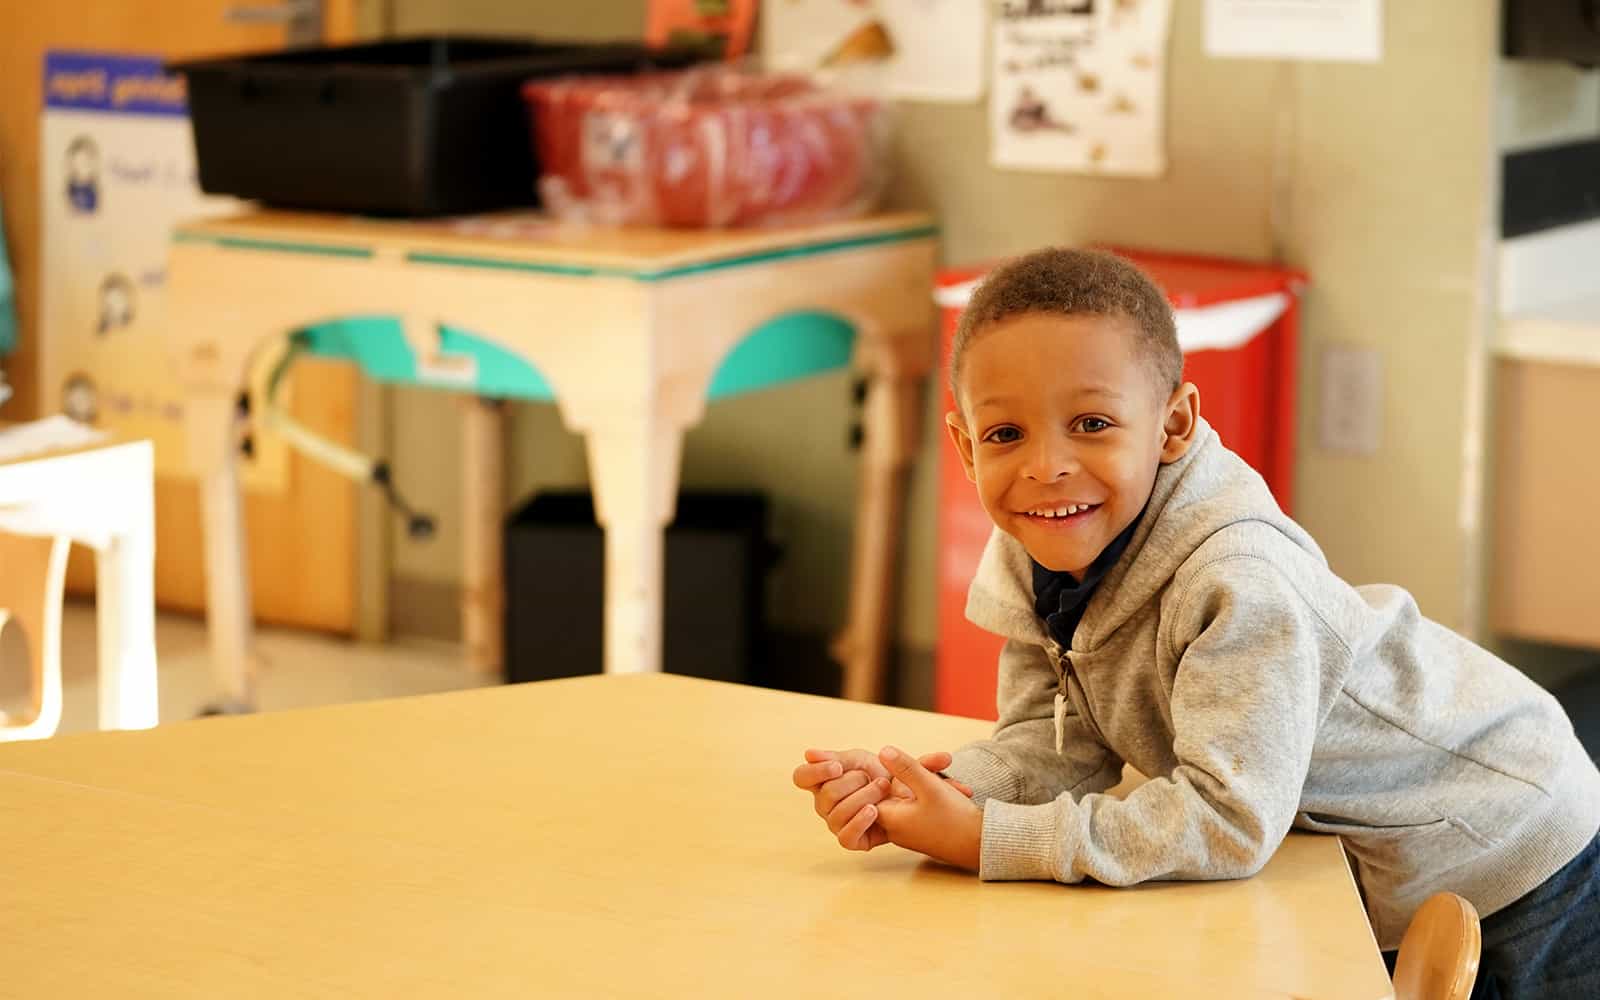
[792, 745, 983, 871]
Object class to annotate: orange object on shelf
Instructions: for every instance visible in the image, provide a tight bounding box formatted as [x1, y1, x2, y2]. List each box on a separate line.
[646, 0, 757, 60]
[934, 249, 1307, 720]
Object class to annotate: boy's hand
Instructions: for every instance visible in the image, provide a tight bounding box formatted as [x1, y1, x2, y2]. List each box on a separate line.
[794, 748, 972, 852]
[874, 745, 984, 871]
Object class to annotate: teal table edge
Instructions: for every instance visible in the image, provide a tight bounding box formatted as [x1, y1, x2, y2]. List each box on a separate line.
[171, 223, 937, 282]
[175, 223, 940, 402]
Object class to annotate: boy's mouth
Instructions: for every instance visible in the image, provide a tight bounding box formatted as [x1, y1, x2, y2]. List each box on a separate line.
[1018, 502, 1101, 526]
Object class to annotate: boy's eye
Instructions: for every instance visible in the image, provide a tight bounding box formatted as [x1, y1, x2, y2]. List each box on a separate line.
[983, 426, 1022, 445]
[1075, 417, 1111, 433]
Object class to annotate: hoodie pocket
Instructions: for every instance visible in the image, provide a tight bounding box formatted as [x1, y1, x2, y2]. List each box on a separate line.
[1298, 813, 1498, 867]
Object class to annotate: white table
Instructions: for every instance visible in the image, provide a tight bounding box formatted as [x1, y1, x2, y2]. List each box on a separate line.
[0, 424, 157, 736]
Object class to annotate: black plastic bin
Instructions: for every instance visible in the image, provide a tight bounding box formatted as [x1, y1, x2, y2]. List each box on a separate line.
[169, 36, 698, 217]
[504, 491, 775, 685]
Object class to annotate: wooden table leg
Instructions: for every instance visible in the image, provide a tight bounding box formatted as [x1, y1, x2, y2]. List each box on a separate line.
[584, 415, 685, 675]
[833, 371, 924, 704]
[355, 381, 391, 645]
[462, 397, 506, 677]
[189, 395, 256, 712]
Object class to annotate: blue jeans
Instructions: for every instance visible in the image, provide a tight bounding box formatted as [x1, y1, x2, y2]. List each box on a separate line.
[1383, 830, 1600, 1000]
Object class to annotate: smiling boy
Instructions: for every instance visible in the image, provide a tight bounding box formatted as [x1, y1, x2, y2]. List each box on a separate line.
[793, 248, 1600, 999]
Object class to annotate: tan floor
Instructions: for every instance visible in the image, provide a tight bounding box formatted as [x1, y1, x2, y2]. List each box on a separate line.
[0, 601, 491, 738]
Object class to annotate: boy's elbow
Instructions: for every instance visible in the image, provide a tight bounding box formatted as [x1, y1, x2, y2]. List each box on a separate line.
[1208, 824, 1279, 879]
[1230, 848, 1273, 879]
[1198, 845, 1271, 881]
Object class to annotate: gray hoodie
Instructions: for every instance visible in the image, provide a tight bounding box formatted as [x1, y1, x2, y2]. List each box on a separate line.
[945, 418, 1600, 949]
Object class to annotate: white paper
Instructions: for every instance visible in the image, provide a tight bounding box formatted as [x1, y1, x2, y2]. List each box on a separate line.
[1204, 0, 1382, 62]
[760, 0, 879, 73]
[990, 0, 1173, 177]
[880, 0, 987, 102]
[0, 415, 107, 463]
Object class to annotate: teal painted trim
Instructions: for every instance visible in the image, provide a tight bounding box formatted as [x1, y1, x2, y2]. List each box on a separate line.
[405, 252, 613, 278]
[172, 231, 374, 259]
[176, 222, 936, 275]
[294, 319, 418, 382]
[294, 316, 558, 400]
[649, 225, 939, 282]
[404, 223, 939, 282]
[437, 326, 556, 400]
[707, 311, 856, 400]
[296, 311, 857, 398]
[217, 236, 373, 258]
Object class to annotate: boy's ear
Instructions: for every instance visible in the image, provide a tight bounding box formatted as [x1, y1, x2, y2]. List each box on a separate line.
[1159, 382, 1201, 464]
[945, 411, 978, 483]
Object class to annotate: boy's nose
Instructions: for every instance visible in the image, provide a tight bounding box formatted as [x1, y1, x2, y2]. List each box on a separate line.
[1022, 435, 1078, 482]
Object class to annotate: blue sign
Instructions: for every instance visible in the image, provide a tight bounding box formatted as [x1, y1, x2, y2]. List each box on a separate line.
[43, 51, 187, 117]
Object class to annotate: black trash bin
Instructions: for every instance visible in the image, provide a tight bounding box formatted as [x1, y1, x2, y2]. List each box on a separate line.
[504, 490, 774, 685]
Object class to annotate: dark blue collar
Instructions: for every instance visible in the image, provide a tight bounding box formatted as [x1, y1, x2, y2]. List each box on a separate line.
[1031, 510, 1145, 644]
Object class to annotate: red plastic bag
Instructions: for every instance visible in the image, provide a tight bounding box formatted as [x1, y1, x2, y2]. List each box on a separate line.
[524, 66, 890, 228]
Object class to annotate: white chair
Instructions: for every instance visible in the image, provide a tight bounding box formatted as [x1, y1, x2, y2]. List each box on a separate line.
[0, 533, 70, 740]
[0, 427, 157, 739]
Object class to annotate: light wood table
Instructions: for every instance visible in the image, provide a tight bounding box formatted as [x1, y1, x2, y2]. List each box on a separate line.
[166, 211, 938, 710]
[0, 674, 1392, 998]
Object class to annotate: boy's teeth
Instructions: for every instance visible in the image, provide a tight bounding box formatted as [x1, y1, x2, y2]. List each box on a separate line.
[1030, 504, 1098, 517]
[1030, 502, 1094, 518]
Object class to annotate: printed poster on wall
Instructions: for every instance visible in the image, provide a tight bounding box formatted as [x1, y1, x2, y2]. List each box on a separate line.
[39, 51, 286, 485]
[990, 0, 1173, 176]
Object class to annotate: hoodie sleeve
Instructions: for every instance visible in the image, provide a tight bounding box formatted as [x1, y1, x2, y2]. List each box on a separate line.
[977, 556, 1336, 884]
[945, 639, 1124, 808]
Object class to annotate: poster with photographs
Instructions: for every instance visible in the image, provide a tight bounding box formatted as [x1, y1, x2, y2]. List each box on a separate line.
[990, 0, 1173, 176]
[38, 51, 285, 484]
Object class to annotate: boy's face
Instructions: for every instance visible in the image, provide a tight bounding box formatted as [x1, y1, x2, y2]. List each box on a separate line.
[947, 312, 1198, 577]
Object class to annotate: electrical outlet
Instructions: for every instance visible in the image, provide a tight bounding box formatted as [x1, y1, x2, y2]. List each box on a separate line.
[1319, 345, 1383, 456]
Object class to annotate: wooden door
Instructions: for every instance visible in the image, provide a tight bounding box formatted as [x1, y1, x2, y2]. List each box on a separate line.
[0, 1, 361, 633]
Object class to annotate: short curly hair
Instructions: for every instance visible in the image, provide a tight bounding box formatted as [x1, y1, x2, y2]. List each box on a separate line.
[949, 248, 1182, 407]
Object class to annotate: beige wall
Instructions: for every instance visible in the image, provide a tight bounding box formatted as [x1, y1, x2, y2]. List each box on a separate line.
[382, 1, 1499, 647]
[1498, 60, 1600, 151]
[1286, 10, 1497, 634]
[383, 0, 648, 38]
